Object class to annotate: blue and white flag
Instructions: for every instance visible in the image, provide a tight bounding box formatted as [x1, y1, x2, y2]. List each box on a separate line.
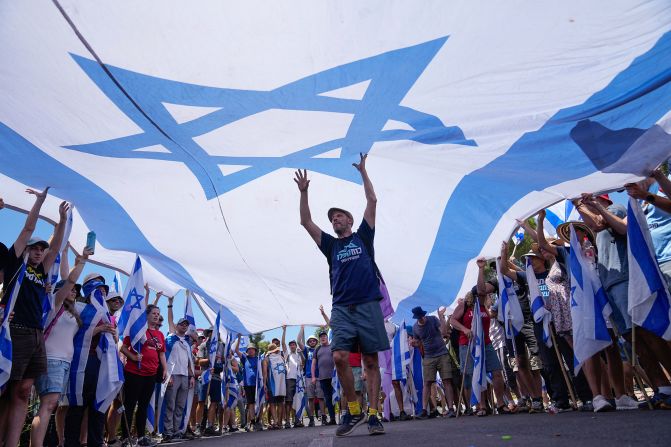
[513, 227, 525, 246]
[147, 378, 170, 434]
[90, 288, 124, 413]
[68, 302, 106, 406]
[184, 290, 197, 336]
[225, 365, 239, 409]
[2, 2, 670, 334]
[391, 322, 410, 381]
[43, 207, 73, 326]
[293, 367, 307, 419]
[331, 364, 341, 405]
[527, 258, 552, 347]
[255, 354, 266, 418]
[540, 201, 583, 237]
[202, 308, 222, 385]
[0, 253, 28, 390]
[113, 271, 123, 294]
[117, 256, 147, 350]
[409, 346, 423, 416]
[470, 297, 487, 406]
[627, 197, 671, 340]
[496, 259, 524, 340]
[569, 225, 612, 374]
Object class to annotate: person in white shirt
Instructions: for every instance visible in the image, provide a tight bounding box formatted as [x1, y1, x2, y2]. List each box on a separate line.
[282, 325, 304, 428]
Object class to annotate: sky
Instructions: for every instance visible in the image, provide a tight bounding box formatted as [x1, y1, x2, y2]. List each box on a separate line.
[0, 190, 631, 339]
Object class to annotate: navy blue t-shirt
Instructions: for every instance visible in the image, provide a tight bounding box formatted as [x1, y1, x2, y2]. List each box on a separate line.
[319, 219, 381, 306]
[305, 347, 315, 378]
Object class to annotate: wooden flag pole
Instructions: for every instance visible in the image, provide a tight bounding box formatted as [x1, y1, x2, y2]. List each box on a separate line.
[549, 323, 578, 409]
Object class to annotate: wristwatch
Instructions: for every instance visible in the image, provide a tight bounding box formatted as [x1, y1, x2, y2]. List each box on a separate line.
[646, 194, 656, 204]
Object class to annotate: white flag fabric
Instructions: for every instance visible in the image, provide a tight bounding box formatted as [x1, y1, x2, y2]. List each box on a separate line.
[569, 226, 612, 374]
[1, 1, 671, 333]
[540, 200, 583, 237]
[627, 197, 671, 340]
[391, 322, 410, 381]
[117, 256, 147, 349]
[527, 258, 553, 347]
[496, 259, 524, 340]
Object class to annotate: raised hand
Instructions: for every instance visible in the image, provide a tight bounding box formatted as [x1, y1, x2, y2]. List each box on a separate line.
[537, 209, 546, 220]
[437, 306, 446, 317]
[476, 257, 487, 269]
[294, 169, 310, 192]
[58, 201, 70, 220]
[624, 182, 648, 200]
[500, 241, 508, 259]
[26, 187, 50, 200]
[352, 152, 368, 173]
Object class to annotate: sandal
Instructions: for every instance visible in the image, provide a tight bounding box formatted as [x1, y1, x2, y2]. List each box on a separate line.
[476, 409, 487, 417]
[497, 405, 513, 414]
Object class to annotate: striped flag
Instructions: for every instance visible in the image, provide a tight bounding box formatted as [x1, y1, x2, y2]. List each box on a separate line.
[513, 227, 525, 246]
[470, 297, 487, 406]
[117, 256, 147, 352]
[496, 258, 524, 339]
[293, 367, 307, 419]
[184, 290, 197, 336]
[391, 322, 410, 381]
[0, 252, 28, 390]
[409, 345, 423, 416]
[90, 288, 124, 413]
[43, 207, 73, 326]
[569, 225, 612, 374]
[68, 302, 106, 406]
[627, 197, 671, 340]
[255, 353, 266, 418]
[225, 366, 239, 409]
[202, 308, 222, 385]
[113, 271, 123, 294]
[527, 258, 552, 347]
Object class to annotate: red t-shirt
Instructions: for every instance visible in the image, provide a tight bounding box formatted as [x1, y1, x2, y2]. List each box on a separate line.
[123, 328, 165, 376]
[458, 305, 491, 346]
[349, 352, 362, 368]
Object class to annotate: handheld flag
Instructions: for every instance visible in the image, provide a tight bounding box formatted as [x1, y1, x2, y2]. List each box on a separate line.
[627, 197, 671, 340]
[0, 253, 28, 390]
[513, 227, 525, 246]
[255, 354, 266, 418]
[496, 258, 524, 339]
[391, 322, 410, 381]
[43, 207, 73, 326]
[202, 307, 222, 385]
[470, 297, 487, 406]
[569, 225, 612, 374]
[117, 256, 147, 349]
[293, 367, 307, 419]
[527, 258, 552, 347]
[113, 271, 123, 294]
[184, 290, 197, 336]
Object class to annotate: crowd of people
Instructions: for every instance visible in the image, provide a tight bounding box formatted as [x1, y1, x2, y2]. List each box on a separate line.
[1, 160, 671, 446]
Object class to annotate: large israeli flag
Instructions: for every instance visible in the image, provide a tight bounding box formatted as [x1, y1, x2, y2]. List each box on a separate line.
[0, 253, 28, 390]
[569, 226, 613, 374]
[527, 258, 552, 347]
[541, 200, 583, 237]
[116, 256, 147, 350]
[1, 1, 671, 333]
[627, 197, 671, 340]
[496, 259, 524, 340]
[293, 368, 307, 419]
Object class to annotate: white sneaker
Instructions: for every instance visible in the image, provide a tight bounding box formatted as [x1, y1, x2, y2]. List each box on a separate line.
[615, 395, 640, 410]
[593, 395, 614, 413]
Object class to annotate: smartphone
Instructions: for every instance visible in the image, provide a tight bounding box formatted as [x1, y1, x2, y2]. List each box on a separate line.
[85, 231, 96, 254]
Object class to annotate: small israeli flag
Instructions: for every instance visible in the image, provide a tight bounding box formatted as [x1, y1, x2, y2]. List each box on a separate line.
[470, 298, 487, 406]
[496, 258, 524, 339]
[527, 258, 552, 347]
[0, 253, 28, 390]
[391, 322, 410, 381]
[117, 256, 147, 350]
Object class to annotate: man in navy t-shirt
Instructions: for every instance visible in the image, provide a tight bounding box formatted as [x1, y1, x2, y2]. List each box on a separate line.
[294, 153, 388, 436]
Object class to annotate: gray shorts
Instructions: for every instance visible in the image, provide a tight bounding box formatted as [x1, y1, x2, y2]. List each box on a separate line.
[286, 378, 296, 402]
[306, 378, 324, 399]
[606, 281, 631, 334]
[330, 300, 390, 354]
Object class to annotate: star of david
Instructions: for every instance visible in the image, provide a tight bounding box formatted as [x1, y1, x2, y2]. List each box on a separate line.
[65, 37, 475, 200]
[127, 287, 144, 310]
[296, 382, 305, 394]
[570, 286, 578, 307]
[273, 362, 287, 376]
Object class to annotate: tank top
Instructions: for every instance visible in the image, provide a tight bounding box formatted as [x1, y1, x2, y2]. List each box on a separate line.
[458, 304, 491, 346]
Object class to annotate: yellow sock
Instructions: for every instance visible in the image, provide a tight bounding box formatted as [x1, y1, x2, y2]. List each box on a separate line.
[348, 401, 362, 416]
[368, 407, 378, 417]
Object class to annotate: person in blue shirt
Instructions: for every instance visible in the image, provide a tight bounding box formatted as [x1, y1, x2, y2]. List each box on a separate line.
[294, 153, 388, 436]
[235, 336, 260, 430]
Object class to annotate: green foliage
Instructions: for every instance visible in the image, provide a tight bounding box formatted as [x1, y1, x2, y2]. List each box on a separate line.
[313, 325, 328, 337]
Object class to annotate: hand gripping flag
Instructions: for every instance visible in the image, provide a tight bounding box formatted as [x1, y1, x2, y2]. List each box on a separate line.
[470, 297, 487, 406]
[117, 256, 147, 351]
[90, 288, 124, 413]
[496, 259, 524, 340]
[43, 207, 73, 327]
[0, 252, 28, 390]
[513, 227, 525, 246]
[391, 322, 410, 381]
[527, 258, 552, 347]
[569, 225, 612, 374]
[255, 353, 266, 418]
[293, 367, 307, 419]
[627, 197, 671, 340]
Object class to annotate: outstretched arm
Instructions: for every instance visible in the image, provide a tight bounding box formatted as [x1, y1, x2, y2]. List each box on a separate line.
[536, 209, 558, 256]
[476, 257, 488, 296]
[14, 187, 50, 257]
[319, 304, 330, 326]
[587, 196, 627, 235]
[281, 324, 287, 354]
[168, 295, 175, 334]
[294, 169, 323, 246]
[43, 201, 70, 272]
[573, 195, 606, 232]
[235, 334, 242, 358]
[59, 246, 70, 279]
[297, 325, 305, 351]
[499, 242, 517, 281]
[54, 248, 92, 310]
[515, 218, 538, 243]
[653, 168, 671, 199]
[626, 178, 671, 214]
[353, 153, 377, 228]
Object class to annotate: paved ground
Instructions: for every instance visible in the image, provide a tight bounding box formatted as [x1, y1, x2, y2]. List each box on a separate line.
[174, 410, 671, 447]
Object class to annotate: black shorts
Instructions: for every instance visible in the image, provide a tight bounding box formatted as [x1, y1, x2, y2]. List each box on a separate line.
[285, 378, 296, 402]
[269, 395, 285, 404]
[9, 325, 47, 380]
[330, 300, 389, 354]
[513, 322, 539, 366]
[244, 385, 256, 403]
